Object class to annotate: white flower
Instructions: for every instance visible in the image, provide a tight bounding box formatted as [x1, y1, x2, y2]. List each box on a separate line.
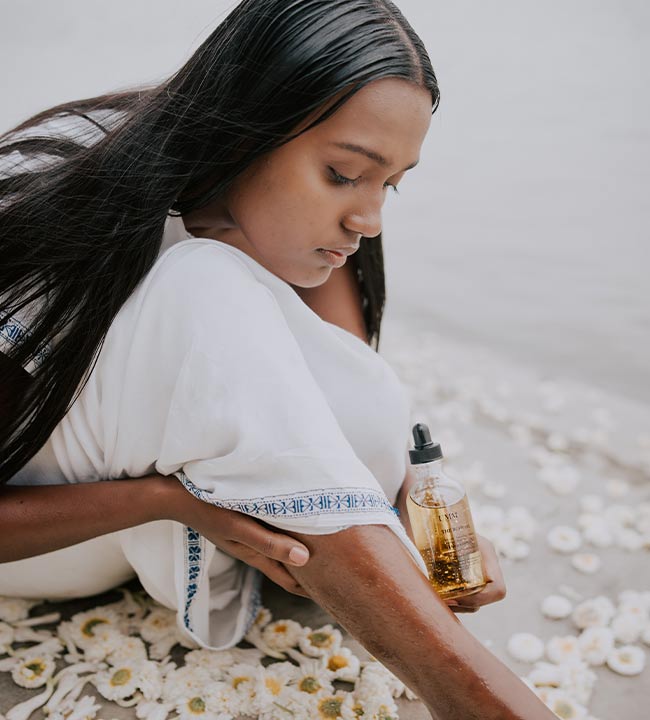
[94, 663, 140, 700]
[324, 647, 361, 683]
[107, 636, 148, 667]
[572, 597, 615, 629]
[560, 661, 596, 706]
[174, 688, 230, 720]
[357, 662, 406, 699]
[541, 595, 573, 620]
[506, 633, 545, 663]
[538, 465, 580, 495]
[68, 607, 123, 656]
[577, 627, 614, 666]
[290, 658, 334, 697]
[581, 520, 614, 549]
[579, 495, 604, 514]
[298, 625, 343, 658]
[605, 478, 629, 498]
[546, 636, 581, 664]
[606, 645, 646, 675]
[251, 607, 272, 630]
[526, 662, 564, 688]
[547, 526, 582, 554]
[11, 654, 57, 688]
[184, 649, 235, 676]
[0, 597, 39, 623]
[261, 619, 304, 652]
[611, 612, 645, 644]
[140, 607, 177, 640]
[163, 666, 213, 703]
[542, 689, 588, 719]
[136, 699, 174, 720]
[254, 661, 297, 711]
[616, 528, 644, 552]
[3, 682, 54, 720]
[571, 553, 601, 574]
[496, 535, 531, 561]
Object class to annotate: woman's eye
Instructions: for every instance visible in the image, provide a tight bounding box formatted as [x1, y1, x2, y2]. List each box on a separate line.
[328, 167, 359, 186]
[329, 167, 400, 194]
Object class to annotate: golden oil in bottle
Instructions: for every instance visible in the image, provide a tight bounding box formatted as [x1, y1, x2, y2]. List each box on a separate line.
[406, 423, 486, 600]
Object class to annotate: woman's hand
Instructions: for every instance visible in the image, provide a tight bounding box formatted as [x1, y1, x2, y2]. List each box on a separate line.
[445, 534, 506, 613]
[157, 476, 311, 597]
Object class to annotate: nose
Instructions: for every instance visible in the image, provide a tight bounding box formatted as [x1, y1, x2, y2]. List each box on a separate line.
[341, 196, 383, 239]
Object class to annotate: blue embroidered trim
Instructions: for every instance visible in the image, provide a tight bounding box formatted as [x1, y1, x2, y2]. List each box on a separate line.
[0, 315, 51, 368]
[183, 526, 203, 633]
[177, 471, 396, 519]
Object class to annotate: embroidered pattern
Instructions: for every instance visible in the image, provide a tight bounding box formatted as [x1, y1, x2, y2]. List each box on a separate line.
[182, 526, 203, 633]
[177, 471, 396, 519]
[0, 314, 51, 368]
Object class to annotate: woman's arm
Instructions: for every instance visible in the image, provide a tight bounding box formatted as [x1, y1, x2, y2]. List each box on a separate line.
[0, 476, 309, 595]
[288, 525, 555, 720]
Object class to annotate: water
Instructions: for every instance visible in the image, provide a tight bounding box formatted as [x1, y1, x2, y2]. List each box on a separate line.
[1, 0, 649, 403]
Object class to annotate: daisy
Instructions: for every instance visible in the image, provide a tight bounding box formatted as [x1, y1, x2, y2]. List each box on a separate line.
[324, 647, 361, 683]
[610, 613, 645, 644]
[506, 633, 545, 663]
[290, 659, 334, 697]
[577, 627, 614, 666]
[94, 663, 140, 701]
[174, 690, 230, 720]
[184, 649, 235, 676]
[526, 662, 563, 688]
[571, 553, 601, 574]
[135, 699, 175, 720]
[542, 689, 588, 719]
[579, 495, 604, 514]
[540, 595, 573, 620]
[0, 597, 39, 623]
[68, 607, 123, 657]
[298, 625, 343, 658]
[163, 665, 213, 704]
[11, 654, 57, 688]
[571, 597, 615, 629]
[606, 645, 646, 676]
[616, 528, 644, 552]
[107, 636, 148, 667]
[547, 526, 582, 554]
[560, 661, 597, 706]
[546, 636, 581, 665]
[357, 662, 407, 699]
[261, 619, 304, 652]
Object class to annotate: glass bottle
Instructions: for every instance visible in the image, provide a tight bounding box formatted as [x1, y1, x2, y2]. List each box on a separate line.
[406, 423, 486, 600]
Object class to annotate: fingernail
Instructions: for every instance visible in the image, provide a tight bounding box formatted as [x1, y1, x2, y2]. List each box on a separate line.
[289, 547, 309, 565]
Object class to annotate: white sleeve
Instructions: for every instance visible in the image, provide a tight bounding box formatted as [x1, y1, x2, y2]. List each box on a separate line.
[151, 242, 400, 534]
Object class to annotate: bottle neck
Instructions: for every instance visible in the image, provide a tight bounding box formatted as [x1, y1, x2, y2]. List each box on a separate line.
[412, 457, 444, 482]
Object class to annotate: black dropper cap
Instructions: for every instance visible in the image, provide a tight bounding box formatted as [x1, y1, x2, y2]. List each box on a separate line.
[409, 423, 443, 465]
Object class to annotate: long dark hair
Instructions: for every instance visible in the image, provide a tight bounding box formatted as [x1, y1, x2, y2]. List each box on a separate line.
[0, 0, 440, 483]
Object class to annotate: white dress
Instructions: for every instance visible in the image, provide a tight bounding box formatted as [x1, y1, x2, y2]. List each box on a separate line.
[1, 216, 424, 649]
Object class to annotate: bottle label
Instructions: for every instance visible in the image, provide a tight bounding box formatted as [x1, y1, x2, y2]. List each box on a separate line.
[407, 494, 485, 598]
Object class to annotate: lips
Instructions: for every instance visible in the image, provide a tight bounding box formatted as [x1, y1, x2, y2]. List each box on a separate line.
[317, 245, 360, 257]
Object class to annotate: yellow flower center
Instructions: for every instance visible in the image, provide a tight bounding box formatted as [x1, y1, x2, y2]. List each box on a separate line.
[82, 618, 108, 637]
[353, 704, 364, 717]
[265, 677, 282, 696]
[25, 661, 45, 676]
[309, 631, 332, 648]
[188, 697, 206, 713]
[377, 707, 397, 720]
[111, 668, 132, 686]
[553, 701, 575, 719]
[299, 676, 321, 694]
[327, 655, 348, 671]
[273, 623, 288, 633]
[318, 697, 343, 718]
[233, 676, 249, 689]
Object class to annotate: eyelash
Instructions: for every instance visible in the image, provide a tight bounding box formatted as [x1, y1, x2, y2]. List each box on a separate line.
[328, 167, 399, 194]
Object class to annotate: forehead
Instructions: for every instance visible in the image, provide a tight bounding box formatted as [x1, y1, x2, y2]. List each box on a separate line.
[299, 78, 432, 167]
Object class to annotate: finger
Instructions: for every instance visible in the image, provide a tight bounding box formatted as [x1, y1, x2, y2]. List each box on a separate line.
[223, 512, 310, 566]
[222, 541, 310, 597]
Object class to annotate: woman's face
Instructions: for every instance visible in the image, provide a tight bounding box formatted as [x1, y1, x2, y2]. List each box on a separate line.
[183, 77, 432, 288]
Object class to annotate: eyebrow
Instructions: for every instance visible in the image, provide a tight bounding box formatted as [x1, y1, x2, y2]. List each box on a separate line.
[330, 142, 419, 172]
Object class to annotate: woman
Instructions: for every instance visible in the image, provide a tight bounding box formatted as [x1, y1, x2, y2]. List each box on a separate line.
[0, 1, 557, 717]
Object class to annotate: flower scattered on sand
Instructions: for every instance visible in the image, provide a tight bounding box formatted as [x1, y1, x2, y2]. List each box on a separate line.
[507, 633, 545, 663]
[547, 526, 582, 554]
[541, 595, 573, 620]
[542, 689, 588, 719]
[94, 663, 140, 701]
[571, 597, 616, 630]
[261, 619, 303, 652]
[546, 636, 582, 665]
[324, 646, 361, 683]
[571, 553, 601, 574]
[11, 654, 56, 688]
[298, 625, 343, 658]
[0, 597, 39, 624]
[577, 627, 615, 666]
[606, 645, 646, 676]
